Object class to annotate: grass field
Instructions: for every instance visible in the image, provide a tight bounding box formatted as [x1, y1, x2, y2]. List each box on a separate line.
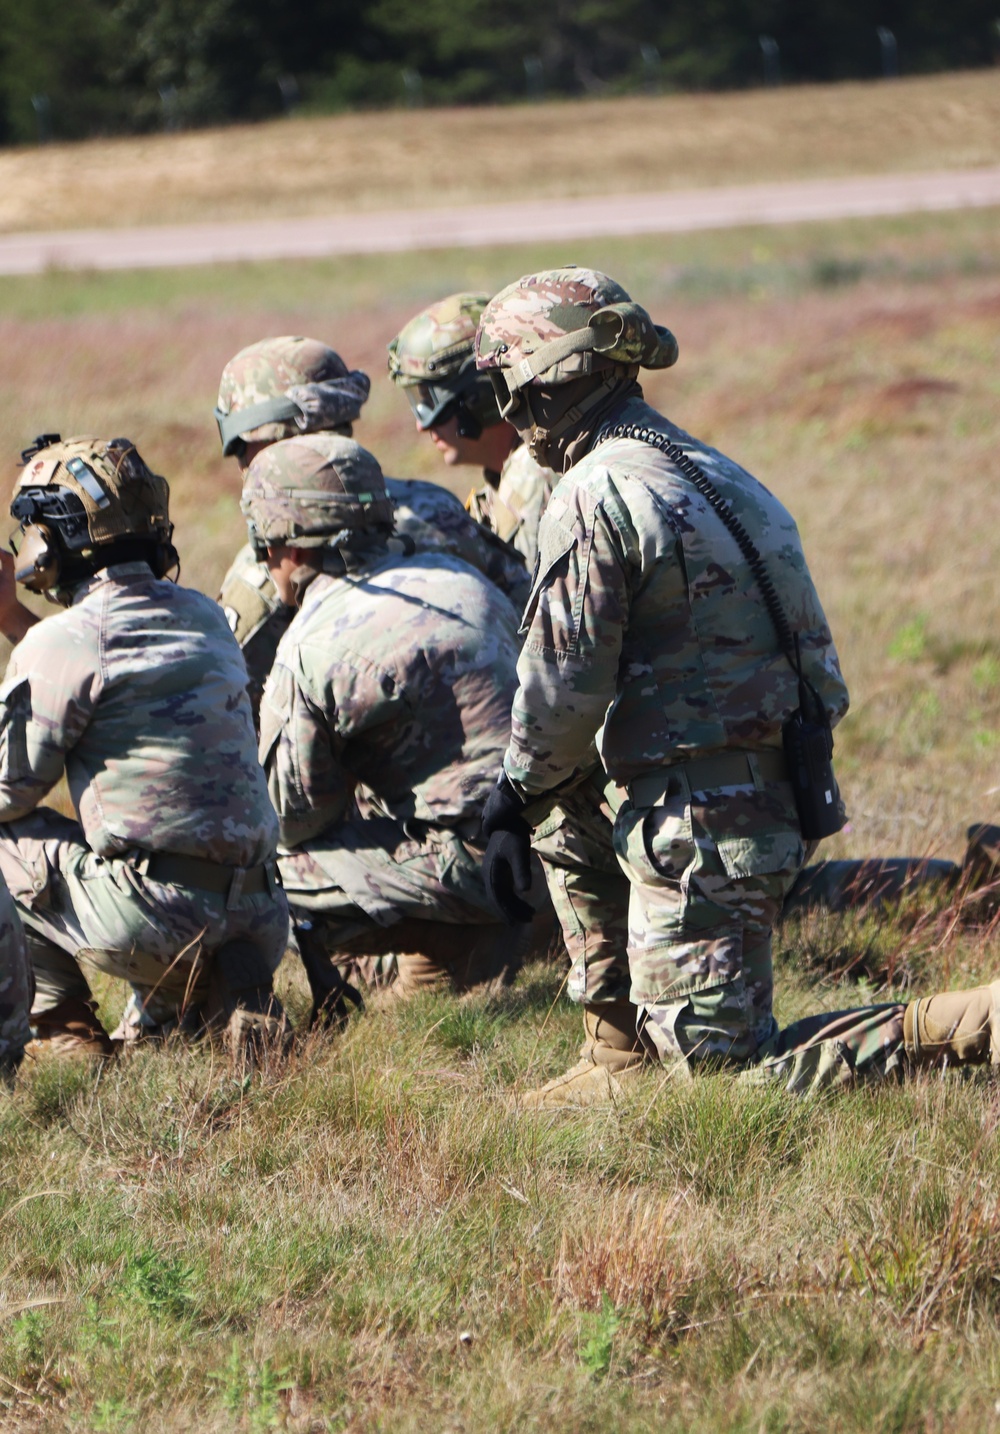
[0, 70, 997, 233]
[1, 197, 1000, 1430]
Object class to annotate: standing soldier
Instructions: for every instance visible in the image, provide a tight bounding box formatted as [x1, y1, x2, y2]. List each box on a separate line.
[476, 267, 1000, 1100]
[214, 336, 528, 719]
[0, 436, 288, 1054]
[389, 293, 637, 1075]
[244, 434, 534, 1018]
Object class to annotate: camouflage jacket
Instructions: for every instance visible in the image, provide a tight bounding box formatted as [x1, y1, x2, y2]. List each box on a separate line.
[259, 551, 520, 850]
[505, 395, 849, 797]
[0, 562, 278, 866]
[466, 441, 557, 572]
[220, 475, 529, 712]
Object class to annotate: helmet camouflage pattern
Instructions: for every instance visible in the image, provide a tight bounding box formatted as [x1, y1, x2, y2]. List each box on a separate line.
[215, 336, 371, 456]
[475, 266, 679, 409]
[240, 434, 395, 549]
[387, 293, 503, 431]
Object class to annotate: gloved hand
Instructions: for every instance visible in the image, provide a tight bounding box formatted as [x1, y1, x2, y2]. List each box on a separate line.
[480, 773, 535, 925]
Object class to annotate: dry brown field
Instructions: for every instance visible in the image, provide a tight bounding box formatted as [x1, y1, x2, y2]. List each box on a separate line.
[0, 70, 997, 233]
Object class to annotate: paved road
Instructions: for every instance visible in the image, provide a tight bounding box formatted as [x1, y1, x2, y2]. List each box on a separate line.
[2, 166, 999, 274]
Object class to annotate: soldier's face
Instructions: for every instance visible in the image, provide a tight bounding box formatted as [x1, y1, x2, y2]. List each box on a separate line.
[264, 544, 305, 606]
[423, 414, 482, 467]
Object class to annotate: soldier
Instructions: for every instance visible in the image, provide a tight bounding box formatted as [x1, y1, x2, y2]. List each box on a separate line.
[0, 435, 288, 1055]
[387, 292, 556, 570]
[245, 433, 534, 1017]
[214, 335, 528, 718]
[389, 292, 635, 1048]
[476, 267, 1000, 1102]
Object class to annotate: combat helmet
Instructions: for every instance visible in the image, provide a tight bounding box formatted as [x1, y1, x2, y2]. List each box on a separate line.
[240, 434, 395, 555]
[9, 434, 177, 600]
[214, 336, 371, 458]
[387, 293, 504, 438]
[476, 266, 678, 423]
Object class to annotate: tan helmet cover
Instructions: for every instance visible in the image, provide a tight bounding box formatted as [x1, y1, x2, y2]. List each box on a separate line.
[476, 266, 678, 396]
[12, 436, 171, 547]
[387, 292, 490, 386]
[240, 434, 395, 547]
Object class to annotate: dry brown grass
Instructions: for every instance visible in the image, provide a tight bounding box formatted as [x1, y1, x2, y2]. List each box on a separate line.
[0, 70, 998, 233]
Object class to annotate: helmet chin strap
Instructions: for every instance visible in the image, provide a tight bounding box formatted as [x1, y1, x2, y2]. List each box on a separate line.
[524, 370, 634, 469]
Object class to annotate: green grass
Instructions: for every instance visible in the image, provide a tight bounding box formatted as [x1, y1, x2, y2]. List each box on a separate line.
[4, 918, 1000, 1431]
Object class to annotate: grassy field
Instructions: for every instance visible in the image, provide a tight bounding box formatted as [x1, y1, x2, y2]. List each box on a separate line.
[1, 201, 1000, 1429]
[0, 70, 997, 233]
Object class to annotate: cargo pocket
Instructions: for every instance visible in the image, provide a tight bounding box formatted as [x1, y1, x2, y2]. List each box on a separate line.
[0, 676, 31, 784]
[715, 829, 805, 882]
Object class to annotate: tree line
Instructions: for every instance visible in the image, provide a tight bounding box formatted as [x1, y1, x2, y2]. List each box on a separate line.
[0, 0, 997, 145]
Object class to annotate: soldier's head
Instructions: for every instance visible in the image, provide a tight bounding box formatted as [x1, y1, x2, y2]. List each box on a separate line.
[9, 434, 177, 604]
[476, 266, 678, 469]
[240, 434, 394, 605]
[387, 293, 515, 472]
[215, 336, 371, 470]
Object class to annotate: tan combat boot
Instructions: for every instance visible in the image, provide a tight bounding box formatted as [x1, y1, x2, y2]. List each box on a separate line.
[903, 982, 1000, 1068]
[25, 997, 116, 1060]
[519, 1000, 648, 1110]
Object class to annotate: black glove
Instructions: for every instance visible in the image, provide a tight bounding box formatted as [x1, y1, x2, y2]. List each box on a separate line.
[480, 774, 535, 925]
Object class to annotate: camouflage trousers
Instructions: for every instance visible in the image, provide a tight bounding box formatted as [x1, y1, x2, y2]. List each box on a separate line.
[0, 872, 31, 1071]
[279, 808, 523, 951]
[531, 770, 631, 1004]
[609, 769, 930, 1094]
[0, 808, 288, 1023]
[611, 768, 803, 1067]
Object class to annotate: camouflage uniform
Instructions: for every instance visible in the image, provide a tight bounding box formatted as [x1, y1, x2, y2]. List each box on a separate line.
[0, 438, 287, 1032]
[390, 293, 627, 991]
[246, 435, 530, 993]
[0, 875, 30, 1076]
[216, 335, 528, 720]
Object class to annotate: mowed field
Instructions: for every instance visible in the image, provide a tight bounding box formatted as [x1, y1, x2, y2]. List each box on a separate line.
[0, 69, 998, 233]
[1, 110, 1000, 1430]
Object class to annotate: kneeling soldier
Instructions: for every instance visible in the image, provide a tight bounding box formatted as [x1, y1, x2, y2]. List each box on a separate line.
[476, 267, 1000, 1101]
[0, 436, 289, 1054]
[245, 434, 531, 1018]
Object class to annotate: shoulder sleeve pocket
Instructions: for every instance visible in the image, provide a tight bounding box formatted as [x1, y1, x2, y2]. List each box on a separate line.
[518, 515, 578, 638]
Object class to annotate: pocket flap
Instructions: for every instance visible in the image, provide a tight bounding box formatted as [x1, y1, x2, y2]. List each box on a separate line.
[716, 829, 804, 880]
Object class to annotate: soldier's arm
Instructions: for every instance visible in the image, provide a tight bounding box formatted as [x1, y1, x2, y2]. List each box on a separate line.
[259, 659, 355, 848]
[0, 551, 39, 645]
[504, 481, 632, 800]
[0, 617, 100, 820]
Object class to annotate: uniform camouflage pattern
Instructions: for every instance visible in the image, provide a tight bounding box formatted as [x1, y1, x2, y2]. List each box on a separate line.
[505, 394, 848, 795]
[475, 267, 678, 393]
[466, 440, 556, 570]
[0, 562, 287, 1018]
[783, 855, 956, 916]
[259, 551, 522, 940]
[240, 434, 395, 545]
[0, 874, 30, 1072]
[221, 474, 530, 723]
[503, 388, 850, 1073]
[216, 336, 370, 445]
[387, 293, 487, 384]
[531, 770, 631, 1004]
